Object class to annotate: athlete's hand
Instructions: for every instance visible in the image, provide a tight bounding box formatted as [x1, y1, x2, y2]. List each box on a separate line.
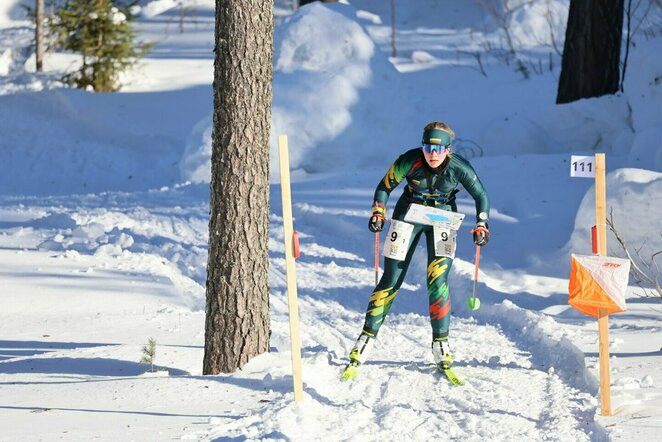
[368, 213, 385, 233]
[473, 224, 489, 246]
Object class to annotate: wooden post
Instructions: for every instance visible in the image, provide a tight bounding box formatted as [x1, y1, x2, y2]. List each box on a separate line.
[278, 134, 304, 402]
[595, 153, 611, 416]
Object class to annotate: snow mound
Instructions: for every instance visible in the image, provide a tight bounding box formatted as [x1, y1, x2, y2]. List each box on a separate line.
[623, 36, 662, 170]
[271, 2, 376, 174]
[509, 0, 568, 50]
[0, 0, 29, 26]
[179, 115, 212, 184]
[141, 0, 177, 18]
[179, 2, 403, 182]
[411, 50, 436, 64]
[566, 168, 662, 263]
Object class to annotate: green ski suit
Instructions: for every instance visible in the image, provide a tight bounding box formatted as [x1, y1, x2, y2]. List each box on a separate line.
[363, 148, 490, 340]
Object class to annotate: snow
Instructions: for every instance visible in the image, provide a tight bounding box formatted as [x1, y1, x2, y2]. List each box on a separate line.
[1, 0, 662, 440]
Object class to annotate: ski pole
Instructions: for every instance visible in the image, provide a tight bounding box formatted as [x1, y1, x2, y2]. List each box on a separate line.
[374, 231, 380, 286]
[468, 243, 481, 311]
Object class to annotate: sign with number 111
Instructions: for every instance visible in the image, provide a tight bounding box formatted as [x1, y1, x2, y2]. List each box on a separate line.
[571, 155, 595, 178]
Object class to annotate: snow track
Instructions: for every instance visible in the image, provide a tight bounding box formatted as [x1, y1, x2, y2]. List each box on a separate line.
[0, 177, 609, 441]
[211, 298, 601, 441]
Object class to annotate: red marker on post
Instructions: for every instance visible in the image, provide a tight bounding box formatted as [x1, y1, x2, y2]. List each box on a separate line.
[293, 230, 300, 259]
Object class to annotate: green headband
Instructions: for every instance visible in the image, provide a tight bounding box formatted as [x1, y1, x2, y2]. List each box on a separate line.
[422, 128, 452, 146]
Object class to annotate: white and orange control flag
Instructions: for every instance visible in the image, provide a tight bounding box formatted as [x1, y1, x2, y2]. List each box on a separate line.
[568, 254, 630, 317]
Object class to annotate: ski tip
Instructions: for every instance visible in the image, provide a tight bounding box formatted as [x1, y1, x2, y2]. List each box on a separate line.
[440, 367, 465, 386]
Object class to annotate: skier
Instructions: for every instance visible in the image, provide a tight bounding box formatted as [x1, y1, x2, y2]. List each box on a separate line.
[342, 121, 490, 381]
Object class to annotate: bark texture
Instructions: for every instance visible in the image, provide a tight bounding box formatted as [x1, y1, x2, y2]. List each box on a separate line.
[556, 0, 624, 104]
[35, 0, 44, 72]
[203, 0, 273, 375]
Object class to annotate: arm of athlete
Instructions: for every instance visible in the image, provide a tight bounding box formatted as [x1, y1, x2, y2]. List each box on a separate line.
[369, 152, 411, 232]
[457, 160, 490, 246]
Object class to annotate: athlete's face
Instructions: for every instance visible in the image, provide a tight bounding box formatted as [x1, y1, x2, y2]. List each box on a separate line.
[423, 146, 449, 168]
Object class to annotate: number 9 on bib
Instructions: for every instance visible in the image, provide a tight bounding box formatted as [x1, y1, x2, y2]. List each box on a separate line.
[382, 219, 414, 261]
[433, 223, 458, 259]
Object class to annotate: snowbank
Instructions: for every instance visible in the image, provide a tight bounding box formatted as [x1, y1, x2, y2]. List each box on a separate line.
[180, 2, 404, 183]
[509, 0, 569, 50]
[0, 0, 29, 27]
[565, 168, 662, 265]
[0, 48, 11, 75]
[140, 0, 178, 18]
[623, 37, 662, 170]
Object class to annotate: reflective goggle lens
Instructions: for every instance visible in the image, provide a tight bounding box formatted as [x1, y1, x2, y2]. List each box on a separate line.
[422, 143, 450, 154]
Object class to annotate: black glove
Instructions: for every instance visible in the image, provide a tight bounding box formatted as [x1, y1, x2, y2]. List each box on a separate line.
[473, 224, 489, 246]
[368, 213, 385, 232]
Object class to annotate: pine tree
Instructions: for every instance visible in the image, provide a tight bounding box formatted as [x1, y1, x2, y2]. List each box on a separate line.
[139, 337, 157, 372]
[203, 0, 273, 375]
[51, 0, 151, 92]
[35, 0, 45, 72]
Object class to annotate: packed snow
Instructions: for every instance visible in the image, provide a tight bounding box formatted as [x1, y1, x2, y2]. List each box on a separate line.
[1, 0, 661, 441]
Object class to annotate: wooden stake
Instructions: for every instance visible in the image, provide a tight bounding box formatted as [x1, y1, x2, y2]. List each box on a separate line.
[278, 134, 304, 402]
[595, 153, 611, 416]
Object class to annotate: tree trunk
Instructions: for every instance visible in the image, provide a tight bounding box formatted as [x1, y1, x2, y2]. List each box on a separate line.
[556, 0, 624, 104]
[390, 0, 396, 58]
[203, 0, 273, 375]
[35, 0, 44, 72]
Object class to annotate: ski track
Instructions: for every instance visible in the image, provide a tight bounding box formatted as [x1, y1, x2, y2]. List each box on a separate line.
[0, 181, 604, 441]
[211, 303, 597, 441]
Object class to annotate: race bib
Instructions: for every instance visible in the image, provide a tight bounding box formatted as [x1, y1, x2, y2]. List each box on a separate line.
[433, 223, 458, 259]
[382, 219, 414, 261]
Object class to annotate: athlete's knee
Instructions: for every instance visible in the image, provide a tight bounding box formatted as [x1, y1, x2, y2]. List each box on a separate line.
[427, 257, 451, 285]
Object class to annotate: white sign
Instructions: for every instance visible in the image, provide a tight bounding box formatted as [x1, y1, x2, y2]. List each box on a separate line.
[382, 219, 414, 261]
[570, 155, 595, 178]
[433, 223, 458, 259]
[403, 204, 465, 230]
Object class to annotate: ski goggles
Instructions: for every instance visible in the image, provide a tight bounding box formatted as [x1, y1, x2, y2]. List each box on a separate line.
[421, 128, 452, 154]
[422, 143, 450, 154]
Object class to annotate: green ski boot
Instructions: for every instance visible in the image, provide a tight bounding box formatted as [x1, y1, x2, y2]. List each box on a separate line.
[341, 333, 374, 382]
[432, 338, 464, 386]
[432, 337, 454, 370]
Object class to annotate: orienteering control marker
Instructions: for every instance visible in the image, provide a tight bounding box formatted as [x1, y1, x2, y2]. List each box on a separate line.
[278, 134, 304, 402]
[568, 153, 624, 416]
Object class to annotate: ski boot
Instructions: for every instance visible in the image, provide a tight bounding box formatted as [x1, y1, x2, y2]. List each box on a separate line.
[432, 338, 453, 370]
[341, 333, 374, 381]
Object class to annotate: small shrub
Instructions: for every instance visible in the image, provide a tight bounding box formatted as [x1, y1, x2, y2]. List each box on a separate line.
[139, 337, 157, 372]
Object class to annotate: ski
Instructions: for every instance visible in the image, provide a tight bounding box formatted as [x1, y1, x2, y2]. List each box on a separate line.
[340, 362, 359, 382]
[439, 366, 464, 386]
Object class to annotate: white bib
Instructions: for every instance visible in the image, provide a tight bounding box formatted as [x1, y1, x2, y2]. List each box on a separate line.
[433, 223, 458, 259]
[382, 219, 414, 261]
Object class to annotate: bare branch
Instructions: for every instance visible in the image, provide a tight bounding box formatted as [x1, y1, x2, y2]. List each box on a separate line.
[607, 209, 662, 298]
[456, 50, 488, 77]
[543, 1, 562, 56]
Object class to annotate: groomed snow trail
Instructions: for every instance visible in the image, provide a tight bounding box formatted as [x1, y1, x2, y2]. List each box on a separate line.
[202, 290, 598, 441]
[0, 178, 604, 441]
